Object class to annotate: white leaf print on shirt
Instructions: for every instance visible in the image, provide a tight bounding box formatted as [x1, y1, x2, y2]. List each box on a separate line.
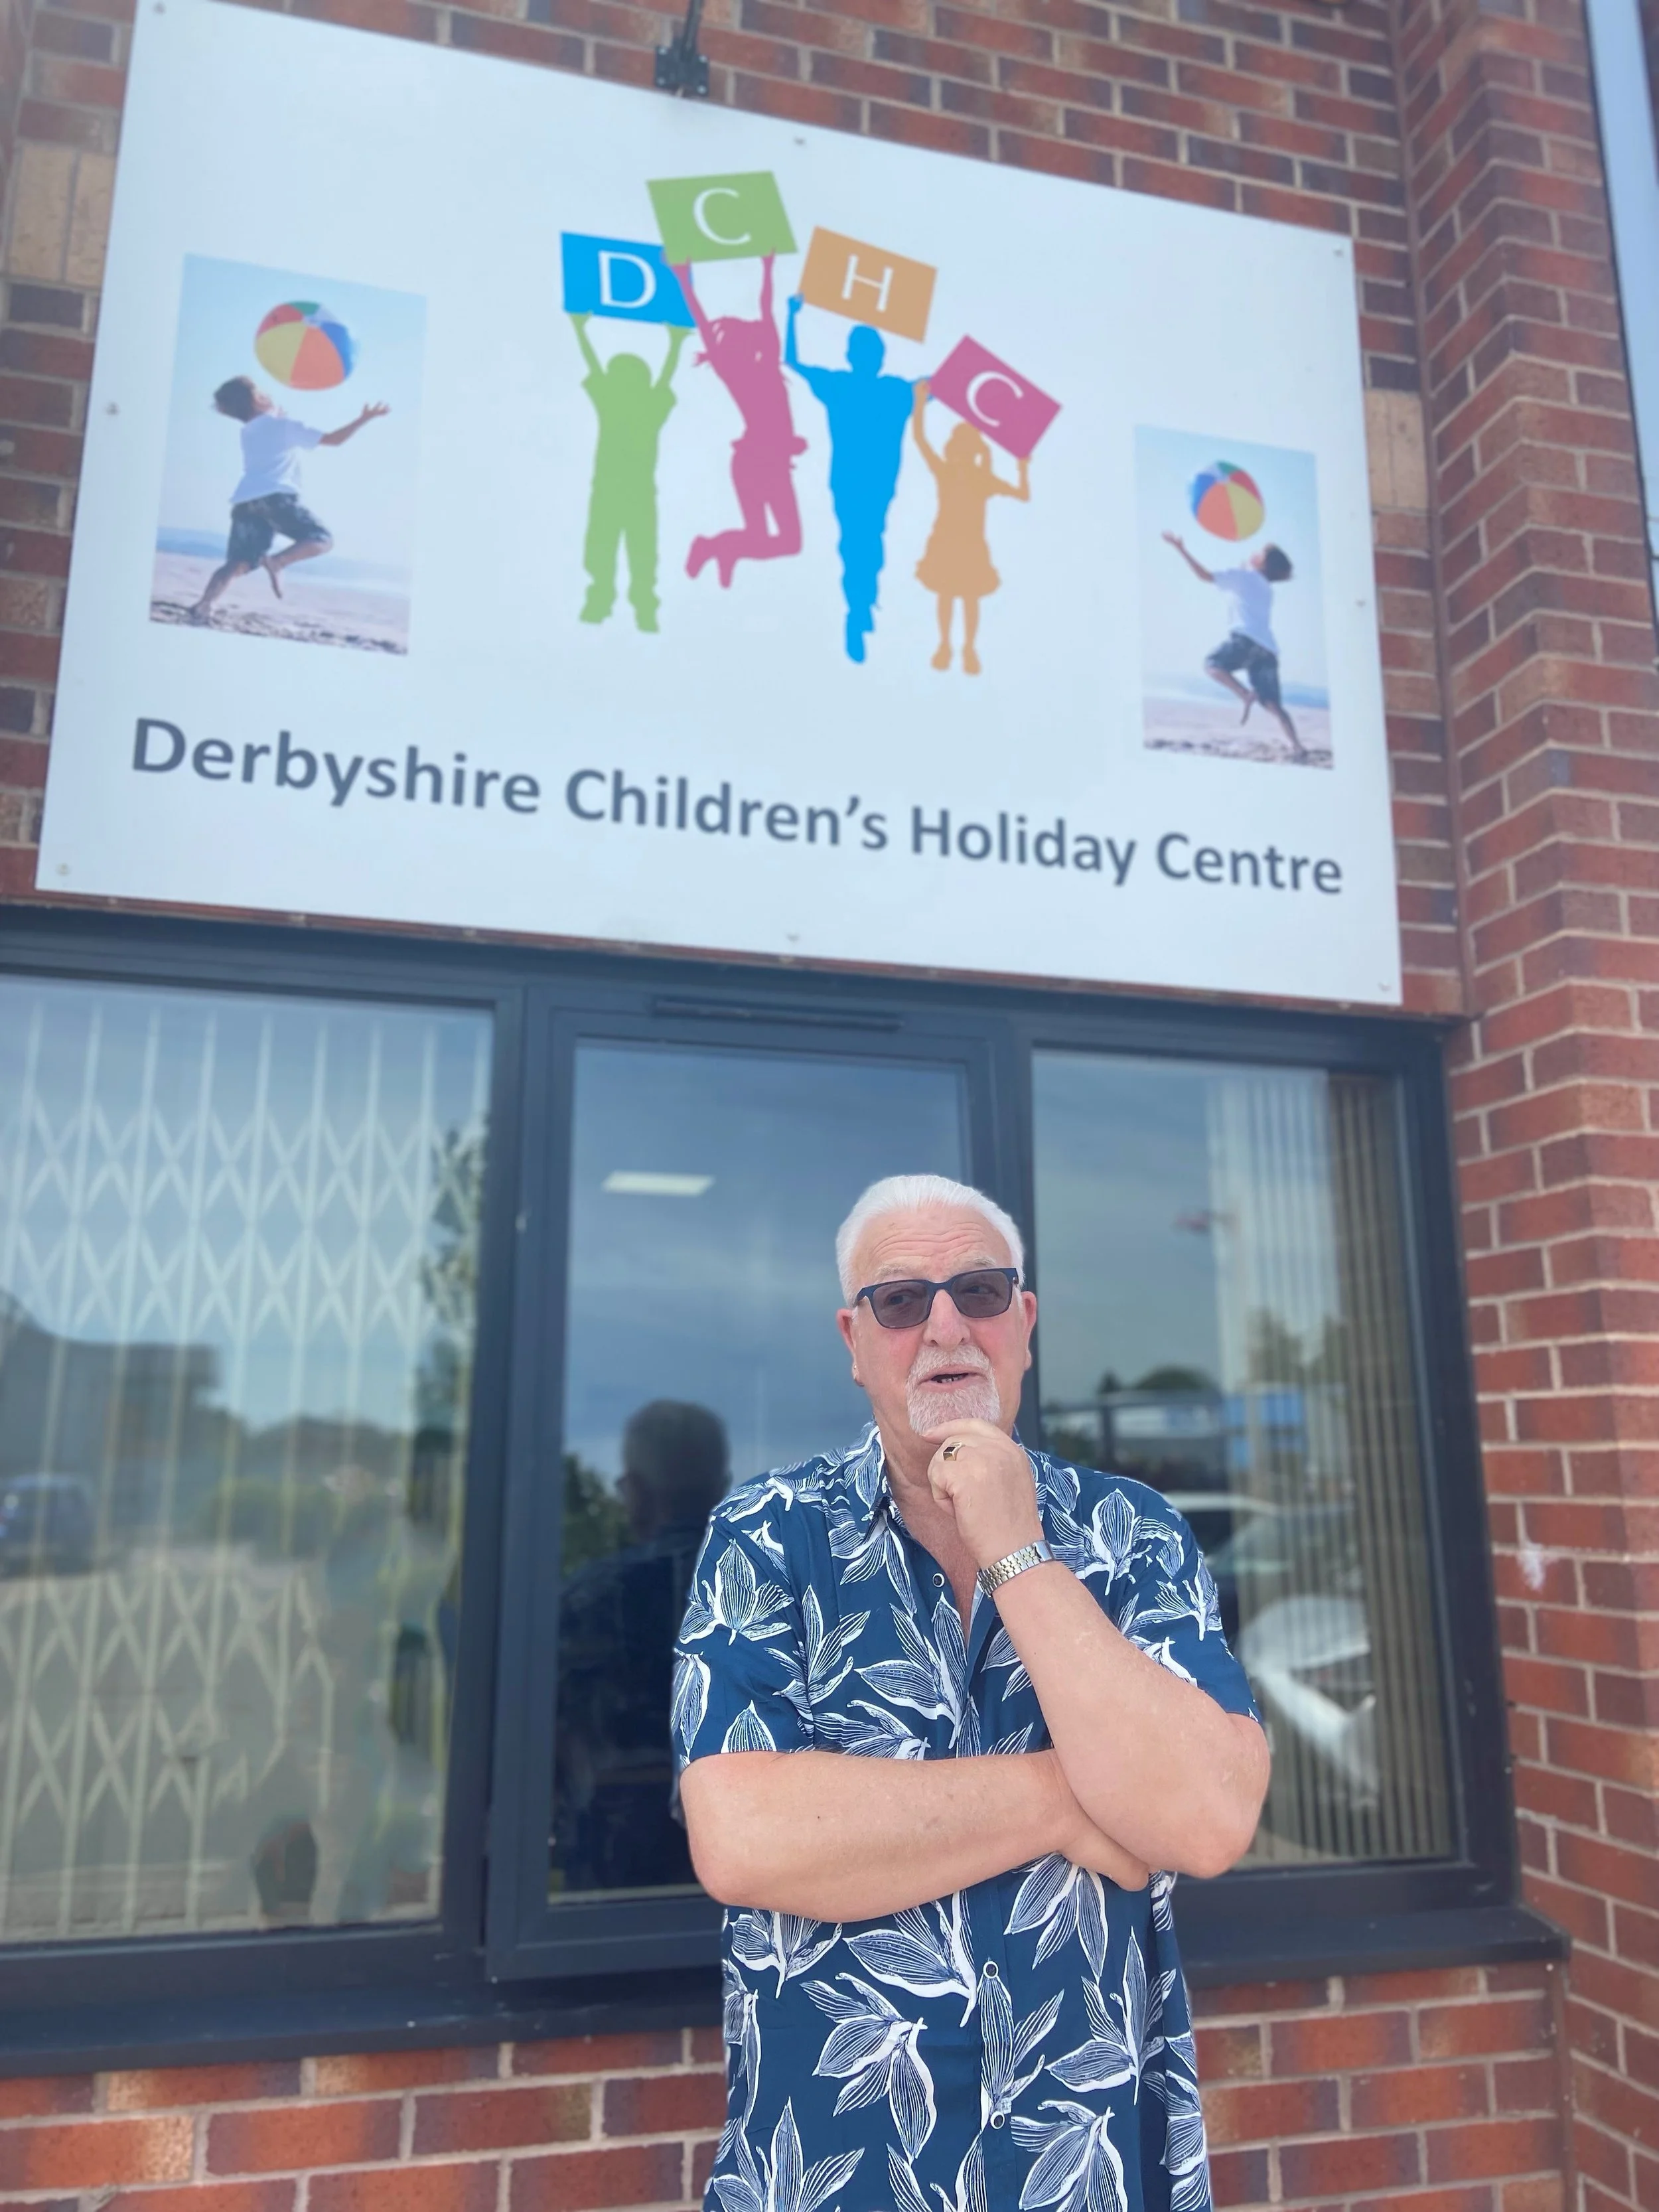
[983, 1623, 1032, 1699]
[979, 1967, 1062, 2127]
[1012, 2099, 1130, 2212]
[684, 1542, 794, 1646]
[1147, 2045, 1210, 2212]
[806, 1972, 938, 2160]
[711, 2097, 864, 2212]
[723, 1703, 779, 1752]
[816, 1699, 930, 1759]
[722, 1959, 764, 2130]
[1048, 1944, 1173, 2098]
[857, 1600, 978, 1753]
[671, 1650, 710, 1755]
[845, 1892, 976, 2026]
[1007, 1854, 1109, 1977]
[729, 1909, 841, 1997]
[1149, 1870, 1177, 1935]
[889, 2139, 987, 2212]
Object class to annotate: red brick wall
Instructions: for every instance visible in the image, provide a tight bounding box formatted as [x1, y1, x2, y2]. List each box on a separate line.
[1397, 2, 1659, 2211]
[0, 1969, 1564, 2212]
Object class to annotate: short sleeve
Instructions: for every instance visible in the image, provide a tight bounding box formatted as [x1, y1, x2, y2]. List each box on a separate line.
[672, 1508, 812, 1768]
[1112, 1499, 1260, 1721]
[284, 421, 323, 452]
[1210, 566, 1246, 589]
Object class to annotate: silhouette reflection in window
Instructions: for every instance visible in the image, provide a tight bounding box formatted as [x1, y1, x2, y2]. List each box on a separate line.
[551, 1400, 729, 1895]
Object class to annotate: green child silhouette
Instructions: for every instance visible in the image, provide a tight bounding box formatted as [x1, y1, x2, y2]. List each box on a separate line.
[571, 313, 686, 632]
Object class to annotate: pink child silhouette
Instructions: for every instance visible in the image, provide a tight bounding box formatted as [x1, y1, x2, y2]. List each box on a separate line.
[672, 254, 807, 588]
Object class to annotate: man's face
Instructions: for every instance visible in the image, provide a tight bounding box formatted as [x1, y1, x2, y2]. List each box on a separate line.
[835, 1205, 1037, 1447]
[251, 386, 275, 415]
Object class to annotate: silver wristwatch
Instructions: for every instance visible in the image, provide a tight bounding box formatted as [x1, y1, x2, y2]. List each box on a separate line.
[977, 1540, 1056, 1595]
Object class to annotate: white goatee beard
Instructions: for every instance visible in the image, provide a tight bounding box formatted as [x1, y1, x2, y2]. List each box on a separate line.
[906, 1366, 1002, 1439]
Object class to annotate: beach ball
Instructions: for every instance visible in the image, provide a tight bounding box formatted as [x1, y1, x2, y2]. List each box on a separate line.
[1189, 461, 1265, 542]
[253, 301, 356, 390]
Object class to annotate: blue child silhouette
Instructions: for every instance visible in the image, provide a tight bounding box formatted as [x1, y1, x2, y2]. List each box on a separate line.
[785, 299, 915, 663]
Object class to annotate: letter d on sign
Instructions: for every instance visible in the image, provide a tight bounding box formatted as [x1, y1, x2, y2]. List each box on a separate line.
[134, 717, 186, 772]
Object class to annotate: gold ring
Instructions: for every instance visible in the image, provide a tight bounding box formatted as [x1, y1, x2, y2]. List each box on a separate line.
[940, 1439, 964, 1462]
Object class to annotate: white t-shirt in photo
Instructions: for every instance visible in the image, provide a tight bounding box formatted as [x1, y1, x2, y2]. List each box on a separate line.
[1213, 565, 1277, 654]
[232, 413, 323, 505]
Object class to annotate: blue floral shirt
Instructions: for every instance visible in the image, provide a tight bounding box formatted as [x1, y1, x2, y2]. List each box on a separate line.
[672, 1425, 1260, 2212]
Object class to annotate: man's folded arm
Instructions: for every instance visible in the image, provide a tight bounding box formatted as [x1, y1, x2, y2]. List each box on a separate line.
[680, 1745, 1149, 1923]
[992, 1563, 1270, 1880]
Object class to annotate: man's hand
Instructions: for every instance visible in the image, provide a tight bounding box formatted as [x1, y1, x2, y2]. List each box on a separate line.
[926, 1421, 1045, 1572]
[1163, 528, 1184, 548]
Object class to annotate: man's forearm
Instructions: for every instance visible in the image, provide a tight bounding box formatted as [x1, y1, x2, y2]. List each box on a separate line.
[993, 1564, 1269, 1878]
[680, 1747, 1141, 1922]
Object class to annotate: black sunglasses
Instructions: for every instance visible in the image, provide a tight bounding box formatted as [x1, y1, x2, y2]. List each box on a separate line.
[854, 1268, 1020, 1331]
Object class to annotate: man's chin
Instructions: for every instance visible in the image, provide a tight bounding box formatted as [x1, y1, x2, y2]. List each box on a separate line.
[907, 1384, 1002, 1438]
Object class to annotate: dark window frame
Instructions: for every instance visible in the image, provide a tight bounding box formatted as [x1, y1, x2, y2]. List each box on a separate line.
[0, 907, 1559, 2070]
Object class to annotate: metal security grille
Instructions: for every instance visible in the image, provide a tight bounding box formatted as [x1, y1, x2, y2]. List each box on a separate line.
[0, 979, 490, 1942]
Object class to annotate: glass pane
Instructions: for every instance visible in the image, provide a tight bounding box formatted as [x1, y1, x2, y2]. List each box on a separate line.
[553, 1041, 969, 1901]
[1032, 1052, 1453, 1866]
[0, 978, 492, 1941]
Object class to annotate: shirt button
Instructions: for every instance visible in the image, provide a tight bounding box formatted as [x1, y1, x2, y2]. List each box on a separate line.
[989, 2112, 1007, 2129]
[984, 1962, 999, 1979]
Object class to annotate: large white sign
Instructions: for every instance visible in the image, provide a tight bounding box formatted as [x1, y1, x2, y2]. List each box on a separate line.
[38, 0, 1402, 1004]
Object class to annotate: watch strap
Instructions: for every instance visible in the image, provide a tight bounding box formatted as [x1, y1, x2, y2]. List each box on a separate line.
[977, 1539, 1056, 1595]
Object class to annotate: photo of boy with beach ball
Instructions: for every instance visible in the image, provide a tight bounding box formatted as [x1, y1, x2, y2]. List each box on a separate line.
[150, 256, 424, 654]
[1136, 425, 1331, 769]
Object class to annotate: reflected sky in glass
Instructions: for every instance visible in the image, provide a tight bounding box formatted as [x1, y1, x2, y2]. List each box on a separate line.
[1032, 1055, 1224, 1399]
[561, 1043, 970, 1486]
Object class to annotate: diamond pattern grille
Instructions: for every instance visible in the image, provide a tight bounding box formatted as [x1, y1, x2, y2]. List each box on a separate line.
[0, 979, 490, 1942]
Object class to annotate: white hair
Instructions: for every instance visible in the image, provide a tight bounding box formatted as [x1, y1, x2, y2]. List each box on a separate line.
[835, 1175, 1026, 1301]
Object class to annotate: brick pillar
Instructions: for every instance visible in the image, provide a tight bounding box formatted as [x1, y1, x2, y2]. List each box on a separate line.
[0, 0, 120, 879]
[1400, 0, 1659, 2207]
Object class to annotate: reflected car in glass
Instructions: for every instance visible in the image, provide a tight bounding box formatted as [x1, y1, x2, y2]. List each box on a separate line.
[0, 1475, 97, 1578]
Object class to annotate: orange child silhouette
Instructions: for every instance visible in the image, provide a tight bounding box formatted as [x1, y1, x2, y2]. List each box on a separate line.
[910, 377, 1031, 675]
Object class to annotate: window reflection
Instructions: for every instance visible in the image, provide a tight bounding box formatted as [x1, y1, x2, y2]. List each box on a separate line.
[552, 1041, 968, 1900]
[0, 980, 490, 1940]
[1033, 1053, 1453, 1865]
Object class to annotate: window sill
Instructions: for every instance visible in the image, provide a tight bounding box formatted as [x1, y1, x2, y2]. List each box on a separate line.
[0, 1905, 1565, 2075]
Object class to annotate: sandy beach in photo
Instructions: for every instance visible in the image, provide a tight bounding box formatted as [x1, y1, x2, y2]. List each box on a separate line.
[1144, 692, 1332, 769]
[150, 551, 410, 654]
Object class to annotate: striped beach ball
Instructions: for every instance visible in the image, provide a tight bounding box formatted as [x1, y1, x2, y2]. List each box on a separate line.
[1189, 460, 1265, 542]
[254, 301, 356, 390]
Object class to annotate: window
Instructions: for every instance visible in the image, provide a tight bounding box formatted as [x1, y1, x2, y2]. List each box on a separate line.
[551, 1041, 969, 1903]
[1031, 1053, 1452, 1868]
[0, 916, 1542, 2055]
[0, 975, 490, 1947]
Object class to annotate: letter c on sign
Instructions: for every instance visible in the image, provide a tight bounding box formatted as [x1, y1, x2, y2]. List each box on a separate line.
[693, 188, 751, 247]
[565, 769, 606, 820]
[966, 371, 1023, 426]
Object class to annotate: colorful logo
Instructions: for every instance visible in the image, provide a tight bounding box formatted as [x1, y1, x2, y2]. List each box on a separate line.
[1189, 460, 1265, 541]
[253, 301, 356, 390]
[560, 172, 1063, 674]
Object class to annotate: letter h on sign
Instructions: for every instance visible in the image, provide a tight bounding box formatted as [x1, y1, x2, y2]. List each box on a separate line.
[928, 336, 1060, 460]
[798, 228, 936, 344]
[561, 234, 693, 325]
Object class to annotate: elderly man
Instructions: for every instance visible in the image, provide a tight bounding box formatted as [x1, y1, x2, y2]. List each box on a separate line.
[674, 1173, 1269, 2212]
